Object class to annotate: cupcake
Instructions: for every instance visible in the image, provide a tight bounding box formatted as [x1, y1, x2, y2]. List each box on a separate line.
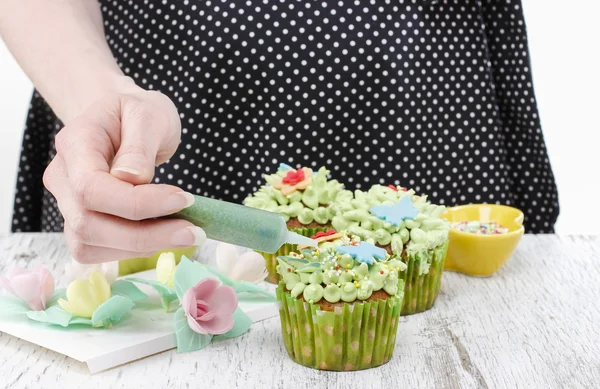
[244, 163, 344, 283]
[275, 232, 405, 371]
[330, 184, 450, 315]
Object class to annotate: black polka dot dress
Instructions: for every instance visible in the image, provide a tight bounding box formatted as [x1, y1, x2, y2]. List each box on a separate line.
[12, 0, 560, 234]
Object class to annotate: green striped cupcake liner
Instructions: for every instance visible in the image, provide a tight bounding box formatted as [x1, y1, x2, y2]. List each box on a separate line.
[259, 226, 332, 284]
[276, 283, 403, 371]
[400, 239, 449, 315]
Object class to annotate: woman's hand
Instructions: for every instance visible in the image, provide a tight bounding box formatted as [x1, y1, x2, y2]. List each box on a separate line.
[43, 84, 206, 264]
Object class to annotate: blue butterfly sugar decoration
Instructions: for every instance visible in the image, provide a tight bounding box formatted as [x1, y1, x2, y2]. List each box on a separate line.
[369, 196, 419, 226]
[336, 242, 387, 265]
[278, 163, 295, 172]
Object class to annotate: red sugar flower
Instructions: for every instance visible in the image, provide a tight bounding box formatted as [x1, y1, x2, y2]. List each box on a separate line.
[272, 167, 313, 195]
[282, 169, 306, 185]
[311, 229, 337, 240]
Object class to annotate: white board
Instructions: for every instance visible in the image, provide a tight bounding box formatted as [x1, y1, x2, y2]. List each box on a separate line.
[0, 269, 279, 374]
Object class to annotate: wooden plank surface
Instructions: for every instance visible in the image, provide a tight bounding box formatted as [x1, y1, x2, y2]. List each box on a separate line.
[1, 233, 599, 389]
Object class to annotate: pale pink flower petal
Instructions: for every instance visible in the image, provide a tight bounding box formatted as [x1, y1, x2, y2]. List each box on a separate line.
[192, 278, 220, 301]
[1, 265, 55, 311]
[36, 265, 55, 309]
[7, 268, 29, 278]
[204, 285, 238, 316]
[0, 276, 14, 295]
[182, 288, 197, 318]
[198, 315, 234, 335]
[183, 277, 239, 335]
[186, 313, 209, 335]
[10, 273, 44, 307]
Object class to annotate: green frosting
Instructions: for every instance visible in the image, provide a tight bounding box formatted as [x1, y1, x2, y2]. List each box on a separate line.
[244, 166, 344, 224]
[330, 185, 450, 274]
[323, 284, 342, 303]
[291, 282, 306, 298]
[303, 284, 324, 303]
[276, 234, 405, 304]
[340, 282, 358, 302]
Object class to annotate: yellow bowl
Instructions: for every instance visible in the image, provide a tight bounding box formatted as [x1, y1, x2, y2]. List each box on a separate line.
[441, 204, 525, 277]
[118, 246, 199, 276]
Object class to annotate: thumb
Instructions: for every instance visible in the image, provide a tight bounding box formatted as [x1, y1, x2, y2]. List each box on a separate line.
[110, 137, 159, 186]
[110, 95, 181, 186]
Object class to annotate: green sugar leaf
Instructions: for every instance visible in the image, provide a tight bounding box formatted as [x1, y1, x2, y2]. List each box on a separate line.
[126, 277, 179, 310]
[0, 295, 30, 317]
[26, 305, 73, 327]
[173, 256, 215, 301]
[296, 262, 322, 273]
[214, 307, 253, 340]
[91, 296, 134, 328]
[68, 317, 93, 325]
[110, 280, 148, 302]
[46, 289, 66, 307]
[202, 264, 235, 287]
[277, 256, 309, 268]
[233, 282, 276, 301]
[174, 307, 212, 353]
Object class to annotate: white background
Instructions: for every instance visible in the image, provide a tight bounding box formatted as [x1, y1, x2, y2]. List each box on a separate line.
[0, 1, 599, 235]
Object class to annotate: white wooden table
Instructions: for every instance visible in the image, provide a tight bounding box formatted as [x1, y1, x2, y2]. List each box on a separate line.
[1, 233, 599, 389]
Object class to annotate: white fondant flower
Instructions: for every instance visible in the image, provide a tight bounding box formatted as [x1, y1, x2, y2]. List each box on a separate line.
[65, 259, 119, 285]
[215, 243, 268, 284]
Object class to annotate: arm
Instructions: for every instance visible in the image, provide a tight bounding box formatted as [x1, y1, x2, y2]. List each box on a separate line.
[0, 0, 134, 122]
[0, 0, 206, 263]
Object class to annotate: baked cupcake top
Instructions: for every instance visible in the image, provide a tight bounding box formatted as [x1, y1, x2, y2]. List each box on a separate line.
[244, 164, 344, 225]
[330, 184, 450, 263]
[276, 231, 406, 304]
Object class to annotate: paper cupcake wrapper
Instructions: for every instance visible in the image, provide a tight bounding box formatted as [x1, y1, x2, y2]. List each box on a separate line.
[400, 240, 449, 315]
[260, 226, 332, 284]
[276, 283, 403, 371]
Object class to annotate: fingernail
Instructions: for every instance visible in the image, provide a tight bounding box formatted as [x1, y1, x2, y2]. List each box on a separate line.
[113, 167, 141, 176]
[171, 226, 206, 247]
[163, 191, 195, 213]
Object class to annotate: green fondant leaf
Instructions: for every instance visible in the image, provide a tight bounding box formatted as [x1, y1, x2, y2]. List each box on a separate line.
[91, 295, 134, 327]
[46, 289, 66, 307]
[202, 264, 235, 287]
[26, 305, 72, 327]
[277, 256, 308, 268]
[200, 262, 276, 301]
[126, 277, 179, 310]
[233, 282, 276, 301]
[173, 256, 215, 301]
[214, 307, 253, 340]
[69, 317, 93, 326]
[110, 280, 148, 302]
[0, 295, 30, 317]
[296, 262, 321, 273]
[174, 307, 213, 353]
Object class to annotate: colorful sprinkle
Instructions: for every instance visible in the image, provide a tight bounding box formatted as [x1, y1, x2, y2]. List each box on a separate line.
[451, 220, 509, 235]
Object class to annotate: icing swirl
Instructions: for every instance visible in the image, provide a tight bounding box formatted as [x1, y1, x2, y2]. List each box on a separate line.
[330, 184, 450, 275]
[276, 233, 406, 304]
[244, 165, 344, 224]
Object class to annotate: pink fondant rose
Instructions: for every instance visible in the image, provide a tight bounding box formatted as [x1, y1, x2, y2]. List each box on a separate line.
[182, 278, 238, 335]
[0, 265, 55, 311]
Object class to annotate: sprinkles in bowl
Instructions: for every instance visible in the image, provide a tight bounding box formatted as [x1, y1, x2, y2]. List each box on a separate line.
[451, 221, 509, 235]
